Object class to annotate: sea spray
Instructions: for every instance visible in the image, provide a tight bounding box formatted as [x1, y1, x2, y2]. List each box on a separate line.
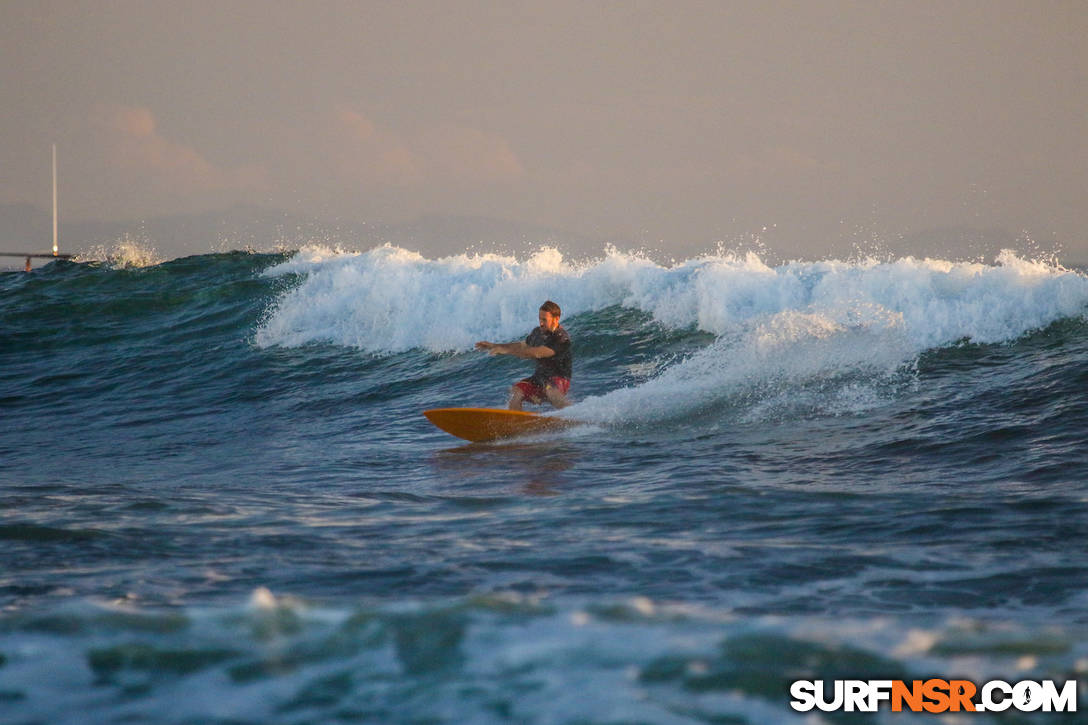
[75, 233, 163, 269]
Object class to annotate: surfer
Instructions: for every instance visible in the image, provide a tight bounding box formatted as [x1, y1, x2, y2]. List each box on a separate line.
[475, 300, 572, 410]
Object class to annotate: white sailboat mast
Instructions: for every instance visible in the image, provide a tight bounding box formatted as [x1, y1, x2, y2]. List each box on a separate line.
[52, 144, 58, 256]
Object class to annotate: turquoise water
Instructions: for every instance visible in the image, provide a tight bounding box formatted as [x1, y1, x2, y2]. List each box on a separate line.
[2, 246, 1087, 723]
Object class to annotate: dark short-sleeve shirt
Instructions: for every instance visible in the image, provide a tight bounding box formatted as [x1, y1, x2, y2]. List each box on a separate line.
[525, 324, 572, 384]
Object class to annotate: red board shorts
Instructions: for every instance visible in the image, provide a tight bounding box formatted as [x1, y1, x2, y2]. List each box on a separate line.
[514, 377, 570, 404]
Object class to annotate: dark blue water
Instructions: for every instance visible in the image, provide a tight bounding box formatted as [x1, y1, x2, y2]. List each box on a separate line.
[2, 247, 1087, 723]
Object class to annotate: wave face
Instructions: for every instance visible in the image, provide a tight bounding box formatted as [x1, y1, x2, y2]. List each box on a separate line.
[3, 246, 1088, 722]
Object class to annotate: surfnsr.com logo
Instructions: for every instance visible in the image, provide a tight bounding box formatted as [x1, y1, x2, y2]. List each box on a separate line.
[790, 679, 1079, 713]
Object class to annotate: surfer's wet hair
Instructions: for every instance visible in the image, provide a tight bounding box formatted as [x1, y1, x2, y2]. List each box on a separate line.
[540, 300, 561, 317]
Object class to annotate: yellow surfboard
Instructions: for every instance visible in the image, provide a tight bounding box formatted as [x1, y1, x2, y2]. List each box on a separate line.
[423, 407, 579, 443]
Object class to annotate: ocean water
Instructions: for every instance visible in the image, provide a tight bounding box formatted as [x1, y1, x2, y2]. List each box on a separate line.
[2, 244, 1087, 723]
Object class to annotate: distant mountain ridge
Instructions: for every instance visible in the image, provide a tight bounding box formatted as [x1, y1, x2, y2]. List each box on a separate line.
[3, 202, 1058, 267]
[0, 203, 596, 263]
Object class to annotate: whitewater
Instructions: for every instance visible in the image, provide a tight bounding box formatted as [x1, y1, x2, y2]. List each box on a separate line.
[2, 243, 1087, 723]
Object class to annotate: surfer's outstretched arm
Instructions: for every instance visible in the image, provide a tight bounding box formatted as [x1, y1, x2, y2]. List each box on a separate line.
[475, 341, 555, 359]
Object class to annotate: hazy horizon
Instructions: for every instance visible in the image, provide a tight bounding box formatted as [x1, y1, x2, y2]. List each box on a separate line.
[3, 1, 1085, 261]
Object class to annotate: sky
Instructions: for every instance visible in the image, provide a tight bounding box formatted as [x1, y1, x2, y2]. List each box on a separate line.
[2, 0, 1086, 260]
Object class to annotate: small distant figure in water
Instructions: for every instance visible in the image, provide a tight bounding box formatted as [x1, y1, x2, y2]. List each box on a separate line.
[475, 300, 572, 410]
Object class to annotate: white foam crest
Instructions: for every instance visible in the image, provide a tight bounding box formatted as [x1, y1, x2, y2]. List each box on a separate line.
[258, 245, 1088, 358]
[258, 244, 599, 351]
[800, 252, 1088, 349]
